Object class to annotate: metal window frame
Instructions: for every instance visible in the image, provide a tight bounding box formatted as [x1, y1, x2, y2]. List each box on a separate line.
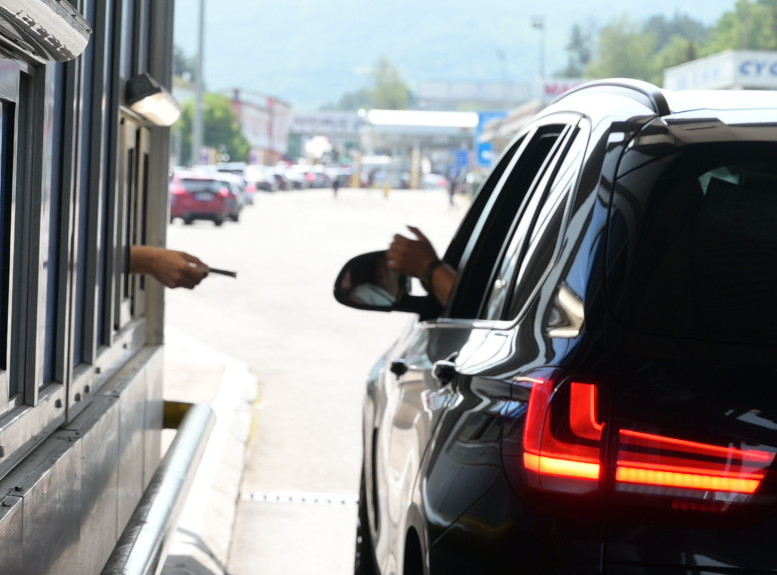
[0, 57, 69, 479]
[0, 58, 21, 411]
[69, 0, 147, 418]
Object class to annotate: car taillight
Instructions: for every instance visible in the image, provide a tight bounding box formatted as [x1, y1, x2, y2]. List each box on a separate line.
[171, 185, 186, 195]
[615, 428, 774, 499]
[520, 374, 775, 508]
[220, 187, 230, 197]
[523, 378, 604, 494]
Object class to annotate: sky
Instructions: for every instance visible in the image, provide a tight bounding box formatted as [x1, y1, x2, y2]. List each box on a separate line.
[173, 0, 738, 111]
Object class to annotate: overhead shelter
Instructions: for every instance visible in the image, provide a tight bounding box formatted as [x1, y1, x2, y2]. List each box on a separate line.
[360, 108, 479, 150]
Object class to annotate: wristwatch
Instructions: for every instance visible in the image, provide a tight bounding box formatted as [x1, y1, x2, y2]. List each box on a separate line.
[422, 259, 444, 286]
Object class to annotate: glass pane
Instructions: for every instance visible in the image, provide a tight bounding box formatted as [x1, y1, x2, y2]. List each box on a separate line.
[612, 143, 777, 343]
[44, 66, 65, 385]
[0, 101, 9, 378]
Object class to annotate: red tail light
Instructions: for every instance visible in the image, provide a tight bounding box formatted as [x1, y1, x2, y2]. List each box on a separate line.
[170, 184, 186, 195]
[521, 374, 775, 506]
[523, 379, 604, 494]
[615, 428, 774, 496]
[219, 187, 230, 197]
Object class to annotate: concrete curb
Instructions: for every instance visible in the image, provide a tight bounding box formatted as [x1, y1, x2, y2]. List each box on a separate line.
[161, 327, 258, 575]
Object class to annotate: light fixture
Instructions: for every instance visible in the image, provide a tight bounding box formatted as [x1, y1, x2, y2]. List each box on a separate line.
[0, 0, 91, 62]
[126, 72, 182, 127]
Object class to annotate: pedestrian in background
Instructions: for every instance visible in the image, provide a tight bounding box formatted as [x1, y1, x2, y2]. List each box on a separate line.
[332, 174, 340, 198]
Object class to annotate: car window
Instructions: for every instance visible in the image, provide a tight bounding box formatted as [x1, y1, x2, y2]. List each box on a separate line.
[446, 121, 574, 320]
[477, 120, 587, 321]
[503, 124, 588, 320]
[180, 179, 221, 193]
[441, 134, 527, 269]
[608, 141, 777, 343]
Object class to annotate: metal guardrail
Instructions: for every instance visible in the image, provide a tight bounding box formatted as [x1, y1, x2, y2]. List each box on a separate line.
[101, 402, 216, 575]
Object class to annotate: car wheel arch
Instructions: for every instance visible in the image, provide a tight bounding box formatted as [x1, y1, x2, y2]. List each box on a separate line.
[401, 503, 430, 575]
[403, 526, 425, 575]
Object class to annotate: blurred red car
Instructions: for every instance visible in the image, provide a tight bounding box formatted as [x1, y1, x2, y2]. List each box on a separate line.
[169, 170, 231, 226]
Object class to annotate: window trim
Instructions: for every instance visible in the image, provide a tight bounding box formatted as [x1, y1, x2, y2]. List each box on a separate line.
[0, 58, 69, 479]
[497, 120, 591, 323]
[443, 114, 581, 320]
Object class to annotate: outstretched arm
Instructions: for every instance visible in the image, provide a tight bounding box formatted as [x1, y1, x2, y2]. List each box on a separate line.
[386, 226, 456, 305]
[130, 245, 209, 289]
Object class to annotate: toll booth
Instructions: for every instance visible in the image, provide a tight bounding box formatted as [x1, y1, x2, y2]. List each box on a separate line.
[0, 3, 211, 573]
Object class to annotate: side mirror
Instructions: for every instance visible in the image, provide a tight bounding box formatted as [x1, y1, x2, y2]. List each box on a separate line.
[333, 251, 409, 311]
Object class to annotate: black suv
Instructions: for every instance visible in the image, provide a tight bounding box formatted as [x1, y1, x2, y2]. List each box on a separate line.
[334, 79, 777, 575]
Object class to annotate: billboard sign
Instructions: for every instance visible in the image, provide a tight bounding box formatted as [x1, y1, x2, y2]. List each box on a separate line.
[476, 111, 507, 167]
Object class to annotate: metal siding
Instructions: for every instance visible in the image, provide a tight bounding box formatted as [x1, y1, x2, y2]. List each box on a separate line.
[143, 346, 163, 487]
[116, 355, 149, 530]
[0, 494, 23, 574]
[1, 436, 83, 574]
[70, 395, 121, 574]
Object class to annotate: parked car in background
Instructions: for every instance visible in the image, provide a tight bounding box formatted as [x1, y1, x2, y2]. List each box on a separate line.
[270, 166, 290, 191]
[421, 172, 449, 190]
[335, 79, 777, 574]
[246, 165, 277, 193]
[216, 162, 256, 204]
[211, 171, 246, 221]
[306, 166, 330, 188]
[284, 164, 309, 189]
[169, 170, 232, 226]
[325, 165, 353, 188]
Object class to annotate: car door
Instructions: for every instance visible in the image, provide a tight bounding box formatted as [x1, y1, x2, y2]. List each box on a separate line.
[373, 114, 586, 571]
[412, 116, 594, 570]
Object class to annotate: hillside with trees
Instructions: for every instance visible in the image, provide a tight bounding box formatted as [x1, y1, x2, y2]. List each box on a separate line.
[579, 0, 777, 84]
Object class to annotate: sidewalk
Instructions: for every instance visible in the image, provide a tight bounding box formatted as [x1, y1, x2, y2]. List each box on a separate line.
[160, 326, 258, 575]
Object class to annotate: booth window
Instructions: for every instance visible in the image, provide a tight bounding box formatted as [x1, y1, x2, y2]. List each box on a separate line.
[0, 99, 11, 379]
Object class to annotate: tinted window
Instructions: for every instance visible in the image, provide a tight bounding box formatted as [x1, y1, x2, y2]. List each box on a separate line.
[609, 143, 777, 343]
[448, 123, 571, 319]
[181, 179, 222, 193]
[485, 124, 587, 320]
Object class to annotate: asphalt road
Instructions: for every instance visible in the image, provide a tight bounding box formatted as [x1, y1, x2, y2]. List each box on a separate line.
[165, 187, 467, 574]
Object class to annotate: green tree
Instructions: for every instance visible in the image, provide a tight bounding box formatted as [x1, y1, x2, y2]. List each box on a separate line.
[323, 57, 413, 111]
[560, 23, 594, 77]
[174, 92, 251, 165]
[173, 46, 196, 81]
[644, 14, 708, 51]
[656, 35, 700, 76]
[371, 57, 413, 109]
[703, 0, 777, 53]
[586, 17, 661, 82]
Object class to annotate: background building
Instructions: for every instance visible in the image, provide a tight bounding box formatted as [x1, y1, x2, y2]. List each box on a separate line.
[229, 89, 291, 164]
[664, 50, 777, 90]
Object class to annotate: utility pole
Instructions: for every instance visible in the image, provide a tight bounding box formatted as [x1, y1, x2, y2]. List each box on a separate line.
[531, 16, 545, 81]
[496, 48, 508, 110]
[193, 0, 205, 166]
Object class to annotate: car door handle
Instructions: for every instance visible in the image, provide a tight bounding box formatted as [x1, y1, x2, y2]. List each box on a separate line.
[390, 359, 408, 377]
[432, 360, 458, 385]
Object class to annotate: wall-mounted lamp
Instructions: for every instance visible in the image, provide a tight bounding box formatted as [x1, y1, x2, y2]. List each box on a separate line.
[0, 0, 91, 62]
[126, 73, 182, 127]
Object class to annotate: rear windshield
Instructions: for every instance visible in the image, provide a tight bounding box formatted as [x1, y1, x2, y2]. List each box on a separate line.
[608, 142, 777, 344]
[180, 179, 222, 193]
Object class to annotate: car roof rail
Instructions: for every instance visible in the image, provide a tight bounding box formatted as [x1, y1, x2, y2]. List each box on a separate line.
[553, 78, 670, 116]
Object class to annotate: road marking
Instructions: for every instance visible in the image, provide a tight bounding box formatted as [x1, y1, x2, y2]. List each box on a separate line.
[243, 491, 358, 507]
